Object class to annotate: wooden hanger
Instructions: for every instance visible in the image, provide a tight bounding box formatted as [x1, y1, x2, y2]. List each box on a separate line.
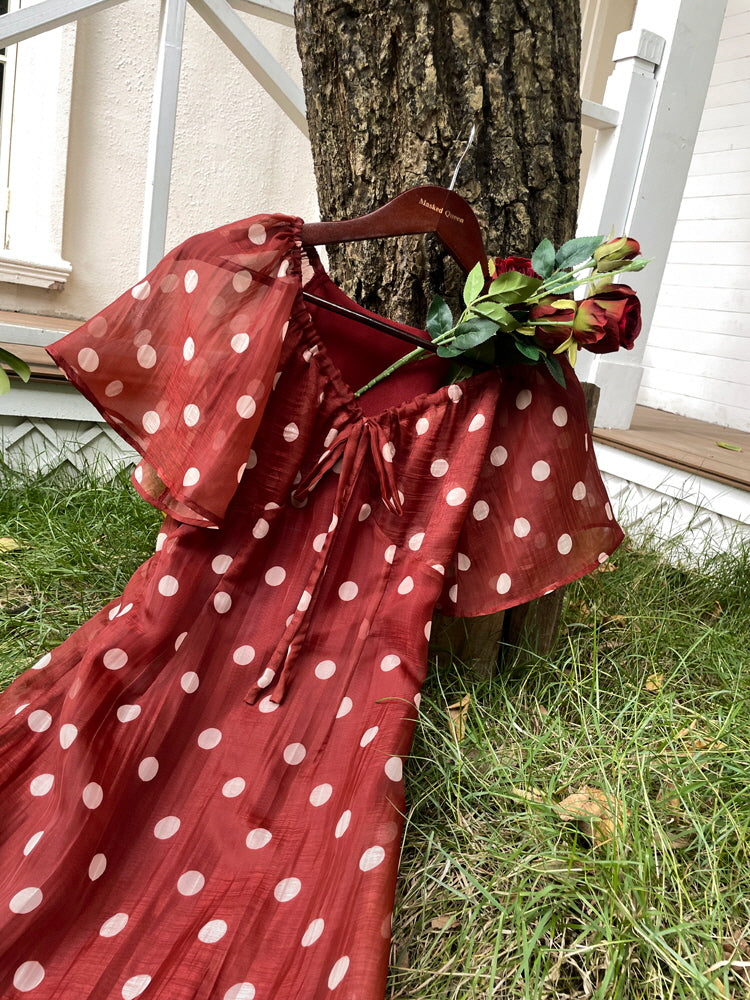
[300, 186, 488, 353]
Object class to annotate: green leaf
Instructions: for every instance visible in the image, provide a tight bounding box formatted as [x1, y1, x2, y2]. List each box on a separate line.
[717, 440, 742, 452]
[542, 351, 567, 387]
[531, 238, 555, 278]
[0, 366, 10, 396]
[554, 235, 605, 270]
[514, 339, 541, 361]
[0, 347, 31, 384]
[472, 300, 517, 328]
[437, 318, 498, 357]
[488, 272, 542, 304]
[462, 261, 485, 307]
[426, 295, 453, 339]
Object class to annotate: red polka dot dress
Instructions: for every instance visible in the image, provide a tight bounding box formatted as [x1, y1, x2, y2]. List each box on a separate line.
[0, 215, 623, 999]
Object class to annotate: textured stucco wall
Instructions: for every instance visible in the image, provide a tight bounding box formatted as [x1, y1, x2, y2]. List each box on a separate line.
[0, 1, 318, 321]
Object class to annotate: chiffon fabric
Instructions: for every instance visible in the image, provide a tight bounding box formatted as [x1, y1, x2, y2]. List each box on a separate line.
[0, 214, 623, 999]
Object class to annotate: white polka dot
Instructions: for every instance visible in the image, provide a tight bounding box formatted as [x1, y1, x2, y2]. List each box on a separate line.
[136, 344, 157, 369]
[274, 877, 301, 902]
[179, 671, 199, 694]
[13, 962, 45, 992]
[198, 728, 222, 749]
[335, 811, 351, 838]
[247, 223, 266, 244]
[100, 913, 129, 937]
[297, 590, 312, 612]
[154, 816, 180, 839]
[338, 581, 358, 601]
[183, 404, 200, 427]
[397, 576, 414, 595]
[380, 654, 401, 672]
[328, 956, 350, 990]
[605, 502, 613, 520]
[224, 985, 256, 1000]
[312, 532, 327, 553]
[29, 774, 54, 796]
[184, 269, 198, 293]
[89, 854, 106, 880]
[468, 413, 485, 432]
[211, 554, 233, 574]
[236, 396, 256, 419]
[447, 384, 462, 402]
[405, 532, 424, 552]
[336, 697, 353, 719]
[514, 517, 531, 537]
[138, 758, 159, 781]
[131, 280, 151, 300]
[105, 380, 124, 397]
[83, 782, 103, 809]
[516, 389, 532, 409]
[283, 422, 299, 443]
[360, 726, 378, 747]
[532, 460, 550, 481]
[198, 919, 228, 943]
[415, 417, 430, 435]
[122, 975, 151, 1000]
[557, 533, 573, 555]
[430, 458, 449, 477]
[446, 487, 467, 506]
[154, 533, 166, 553]
[283, 743, 306, 765]
[233, 269, 253, 293]
[258, 696, 278, 714]
[359, 845, 386, 871]
[472, 500, 490, 521]
[265, 566, 286, 588]
[491, 445, 508, 466]
[385, 757, 403, 781]
[232, 645, 255, 667]
[31, 652, 51, 670]
[214, 592, 232, 613]
[134, 466, 144, 484]
[177, 871, 205, 896]
[183, 337, 195, 361]
[572, 481, 587, 501]
[175, 632, 187, 650]
[104, 647, 129, 670]
[424, 620, 432, 640]
[256, 668, 275, 689]
[247, 450, 258, 469]
[598, 552, 609, 564]
[231, 333, 250, 354]
[553, 406, 568, 426]
[309, 783, 333, 806]
[117, 705, 141, 723]
[222, 778, 246, 797]
[158, 575, 179, 597]
[382, 441, 395, 462]
[457, 553, 471, 571]
[301, 918, 325, 947]
[384, 545, 396, 564]
[59, 724, 78, 749]
[448, 584, 458, 602]
[116, 602, 133, 618]
[142, 410, 160, 434]
[245, 827, 272, 850]
[9, 887, 43, 914]
[77, 348, 99, 372]
[315, 660, 336, 680]
[27, 710, 51, 733]
[496, 573, 512, 594]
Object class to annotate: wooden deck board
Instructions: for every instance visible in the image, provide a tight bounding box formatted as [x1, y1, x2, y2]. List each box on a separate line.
[0, 343, 65, 381]
[594, 405, 750, 492]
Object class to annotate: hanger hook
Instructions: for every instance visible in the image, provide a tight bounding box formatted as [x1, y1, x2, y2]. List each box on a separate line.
[448, 125, 477, 191]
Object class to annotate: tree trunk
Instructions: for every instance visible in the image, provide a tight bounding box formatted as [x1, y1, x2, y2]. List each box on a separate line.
[294, 0, 581, 326]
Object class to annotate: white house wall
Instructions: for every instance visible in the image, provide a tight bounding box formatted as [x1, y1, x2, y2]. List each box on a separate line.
[0, 0, 318, 322]
[639, 0, 750, 432]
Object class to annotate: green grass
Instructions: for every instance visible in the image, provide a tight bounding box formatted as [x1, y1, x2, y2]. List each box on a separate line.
[1, 467, 749, 998]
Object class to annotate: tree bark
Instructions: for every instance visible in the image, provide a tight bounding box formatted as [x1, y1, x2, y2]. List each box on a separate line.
[294, 0, 581, 326]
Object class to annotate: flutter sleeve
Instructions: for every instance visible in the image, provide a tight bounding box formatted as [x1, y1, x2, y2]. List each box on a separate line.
[437, 366, 624, 618]
[47, 214, 299, 527]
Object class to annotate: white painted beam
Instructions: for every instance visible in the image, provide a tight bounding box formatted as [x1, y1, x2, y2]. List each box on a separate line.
[0, 0, 127, 47]
[581, 99, 620, 130]
[189, 0, 308, 136]
[229, 0, 293, 27]
[141, 0, 187, 273]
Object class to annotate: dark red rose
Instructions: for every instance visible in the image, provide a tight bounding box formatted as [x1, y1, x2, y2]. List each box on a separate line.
[493, 256, 541, 279]
[528, 300, 576, 352]
[582, 284, 642, 353]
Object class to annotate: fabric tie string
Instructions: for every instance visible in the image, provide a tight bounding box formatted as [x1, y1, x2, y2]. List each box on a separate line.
[245, 418, 401, 706]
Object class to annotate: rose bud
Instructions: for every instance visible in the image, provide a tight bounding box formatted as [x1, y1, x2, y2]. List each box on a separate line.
[493, 256, 541, 279]
[528, 299, 576, 352]
[582, 284, 642, 353]
[593, 237, 641, 272]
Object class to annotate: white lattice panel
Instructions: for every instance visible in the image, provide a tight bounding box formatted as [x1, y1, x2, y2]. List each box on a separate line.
[0, 416, 136, 475]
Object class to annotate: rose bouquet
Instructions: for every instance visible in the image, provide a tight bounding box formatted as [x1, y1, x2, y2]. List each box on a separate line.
[356, 234, 647, 395]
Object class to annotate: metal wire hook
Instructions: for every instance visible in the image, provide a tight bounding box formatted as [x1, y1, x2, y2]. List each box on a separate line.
[448, 125, 477, 191]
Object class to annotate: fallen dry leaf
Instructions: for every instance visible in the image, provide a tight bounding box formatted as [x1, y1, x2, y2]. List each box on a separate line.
[711, 601, 723, 619]
[446, 694, 470, 742]
[430, 914, 454, 931]
[645, 673, 664, 693]
[512, 786, 545, 803]
[597, 560, 617, 572]
[0, 537, 23, 553]
[674, 719, 728, 756]
[556, 786, 625, 846]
